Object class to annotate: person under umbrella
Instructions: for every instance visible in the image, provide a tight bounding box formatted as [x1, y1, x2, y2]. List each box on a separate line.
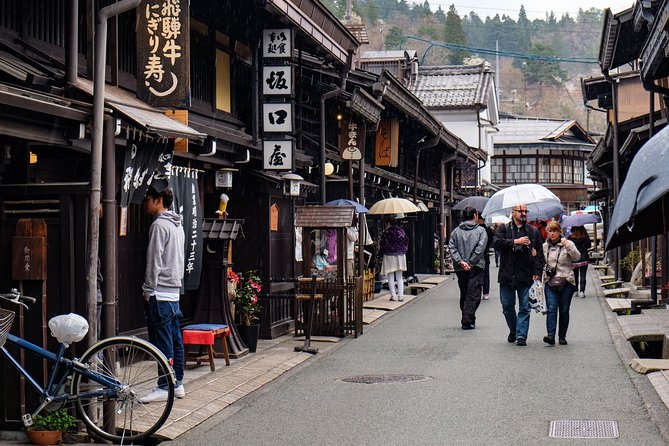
[568, 226, 591, 298]
[379, 216, 409, 302]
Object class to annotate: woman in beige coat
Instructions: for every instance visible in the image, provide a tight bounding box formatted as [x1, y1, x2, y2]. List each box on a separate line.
[542, 221, 580, 346]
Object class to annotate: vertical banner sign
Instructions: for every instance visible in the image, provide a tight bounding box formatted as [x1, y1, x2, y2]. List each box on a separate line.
[263, 140, 294, 170]
[262, 66, 293, 96]
[339, 116, 364, 160]
[262, 29, 292, 58]
[120, 137, 174, 206]
[375, 119, 399, 167]
[171, 170, 202, 290]
[137, 0, 190, 108]
[263, 103, 293, 132]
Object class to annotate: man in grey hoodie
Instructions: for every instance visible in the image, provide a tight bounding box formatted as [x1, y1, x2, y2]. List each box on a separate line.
[448, 206, 488, 330]
[140, 179, 186, 403]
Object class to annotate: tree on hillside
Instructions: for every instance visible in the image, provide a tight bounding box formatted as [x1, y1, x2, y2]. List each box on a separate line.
[513, 5, 532, 69]
[386, 25, 405, 50]
[434, 5, 446, 23]
[444, 4, 468, 64]
[524, 42, 567, 86]
[462, 12, 485, 49]
[365, 0, 380, 24]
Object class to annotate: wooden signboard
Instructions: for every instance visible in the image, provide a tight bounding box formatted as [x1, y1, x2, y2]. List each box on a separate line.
[375, 118, 398, 167]
[12, 218, 47, 280]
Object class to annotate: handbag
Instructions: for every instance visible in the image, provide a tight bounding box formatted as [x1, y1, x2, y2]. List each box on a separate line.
[547, 276, 566, 289]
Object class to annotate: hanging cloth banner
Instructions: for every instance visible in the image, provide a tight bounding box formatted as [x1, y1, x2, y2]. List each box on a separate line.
[171, 168, 202, 291]
[120, 136, 174, 206]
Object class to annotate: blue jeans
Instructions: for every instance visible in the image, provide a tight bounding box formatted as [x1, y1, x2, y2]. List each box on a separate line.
[144, 298, 184, 386]
[545, 282, 576, 338]
[500, 284, 531, 340]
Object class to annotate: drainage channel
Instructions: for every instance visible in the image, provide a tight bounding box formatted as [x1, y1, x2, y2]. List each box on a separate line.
[549, 420, 619, 439]
[338, 374, 432, 384]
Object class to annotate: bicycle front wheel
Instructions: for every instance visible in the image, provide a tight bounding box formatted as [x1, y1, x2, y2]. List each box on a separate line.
[72, 336, 175, 443]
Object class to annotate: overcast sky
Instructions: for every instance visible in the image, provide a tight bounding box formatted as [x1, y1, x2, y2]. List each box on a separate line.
[433, 0, 635, 20]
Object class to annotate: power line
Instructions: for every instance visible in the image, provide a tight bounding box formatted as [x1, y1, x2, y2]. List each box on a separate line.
[404, 35, 599, 64]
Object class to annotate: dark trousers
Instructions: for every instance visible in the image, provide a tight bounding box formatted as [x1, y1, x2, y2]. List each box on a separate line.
[482, 258, 490, 295]
[573, 265, 588, 293]
[456, 266, 484, 325]
[144, 298, 185, 385]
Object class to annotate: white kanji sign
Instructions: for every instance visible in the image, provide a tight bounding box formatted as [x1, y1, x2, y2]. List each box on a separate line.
[262, 29, 292, 58]
[263, 140, 294, 170]
[263, 103, 293, 133]
[262, 66, 292, 95]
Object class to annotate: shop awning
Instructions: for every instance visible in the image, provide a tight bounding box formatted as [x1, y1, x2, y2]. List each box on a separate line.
[75, 79, 206, 142]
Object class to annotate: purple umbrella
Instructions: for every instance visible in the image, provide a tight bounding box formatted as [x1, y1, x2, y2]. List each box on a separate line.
[561, 212, 601, 228]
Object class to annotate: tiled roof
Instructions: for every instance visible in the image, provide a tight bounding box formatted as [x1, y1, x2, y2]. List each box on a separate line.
[360, 50, 416, 61]
[295, 206, 354, 228]
[494, 115, 594, 145]
[408, 64, 494, 109]
[345, 23, 369, 44]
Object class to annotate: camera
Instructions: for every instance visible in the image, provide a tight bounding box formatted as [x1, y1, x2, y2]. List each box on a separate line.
[545, 266, 556, 278]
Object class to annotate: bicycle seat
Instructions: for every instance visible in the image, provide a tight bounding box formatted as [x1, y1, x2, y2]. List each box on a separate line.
[48, 314, 89, 346]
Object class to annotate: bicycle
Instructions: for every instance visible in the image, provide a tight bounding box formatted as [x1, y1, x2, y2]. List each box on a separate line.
[0, 288, 175, 443]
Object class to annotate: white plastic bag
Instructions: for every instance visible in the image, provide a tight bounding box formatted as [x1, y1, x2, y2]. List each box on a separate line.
[528, 280, 547, 315]
[48, 313, 89, 346]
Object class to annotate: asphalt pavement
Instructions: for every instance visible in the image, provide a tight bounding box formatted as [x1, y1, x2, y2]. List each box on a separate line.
[170, 265, 669, 446]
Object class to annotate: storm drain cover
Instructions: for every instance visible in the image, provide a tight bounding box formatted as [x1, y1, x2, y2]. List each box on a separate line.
[549, 420, 619, 439]
[338, 374, 431, 384]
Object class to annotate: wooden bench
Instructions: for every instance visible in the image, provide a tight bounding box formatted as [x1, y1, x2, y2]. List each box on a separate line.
[606, 298, 632, 315]
[603, 287, 631, 298]
[182, 324, 231, 371]
[599, 275, 616, 283]
[408, 283, 436, 295]
[592, 264, 611, 274]
[601, 280, 625, 289]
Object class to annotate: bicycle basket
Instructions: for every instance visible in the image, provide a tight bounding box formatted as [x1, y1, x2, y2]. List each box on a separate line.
[0, 308, 15, 348]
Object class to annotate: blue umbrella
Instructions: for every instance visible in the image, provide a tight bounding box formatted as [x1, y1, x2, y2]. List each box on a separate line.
[326, 199, 369, 213]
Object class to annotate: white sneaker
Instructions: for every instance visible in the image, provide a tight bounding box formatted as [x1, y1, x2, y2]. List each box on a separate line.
[175, 384, 185, 399]
[389, 296, 397, 301]
[398, 297, 404, 302]
[139, 387, 169, 403]
[482, 294, 490, 300]
[579, 291, 585, 298]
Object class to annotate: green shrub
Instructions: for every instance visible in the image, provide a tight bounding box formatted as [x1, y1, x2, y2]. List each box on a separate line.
[29, 409, 76, 431]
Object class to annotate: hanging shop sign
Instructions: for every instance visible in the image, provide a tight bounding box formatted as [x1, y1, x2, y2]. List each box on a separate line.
[262, 29, 293, 58]
[120, 137, 174, 207]
[262, 66, 293, 96]
[171, 168, 203, 291]
[375, 118, 399, 167]
[136, 0, 191, 108]
[263, 103, 293, 133]
[339, 116, 364, 160]
[263, 140, 294, 170]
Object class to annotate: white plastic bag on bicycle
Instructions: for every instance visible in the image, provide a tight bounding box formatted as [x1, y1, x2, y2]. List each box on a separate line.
[48, 313, 89, 346]
[528, 280, 547, 315]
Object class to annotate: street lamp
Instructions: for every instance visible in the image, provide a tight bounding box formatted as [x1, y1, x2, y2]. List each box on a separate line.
[281, 172, 304, 197]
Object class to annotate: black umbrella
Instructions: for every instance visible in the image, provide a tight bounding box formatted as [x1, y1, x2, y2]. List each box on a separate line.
[452, 196, 489, 212]
[606, 125, 669, 250]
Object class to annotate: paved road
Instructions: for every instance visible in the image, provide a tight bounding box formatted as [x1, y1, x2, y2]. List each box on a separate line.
[171, 267, 668, 446]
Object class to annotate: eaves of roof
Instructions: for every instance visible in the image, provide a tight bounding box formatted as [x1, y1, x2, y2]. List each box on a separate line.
[599, 6, 639, 70]
[408, 63, 493, 109]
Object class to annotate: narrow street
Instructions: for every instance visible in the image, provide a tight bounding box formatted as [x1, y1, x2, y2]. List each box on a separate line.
[170, 267, 668, 446]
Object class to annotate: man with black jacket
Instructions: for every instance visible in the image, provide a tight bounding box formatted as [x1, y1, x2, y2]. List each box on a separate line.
[493, 204, 545, 346]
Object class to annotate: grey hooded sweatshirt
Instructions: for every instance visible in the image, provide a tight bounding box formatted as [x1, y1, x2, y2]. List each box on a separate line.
[142, 210, 185, 300]
[448, 220, 488, 270]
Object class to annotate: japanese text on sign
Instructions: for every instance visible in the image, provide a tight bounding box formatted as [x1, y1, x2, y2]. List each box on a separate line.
[137, 0, 190, 107]
[262, 29, 292, 58]
[263, 140, 294, 170]
[263, 103, 293, 133]
[340, 118, 363, 160]
[262, 66, 292, 95]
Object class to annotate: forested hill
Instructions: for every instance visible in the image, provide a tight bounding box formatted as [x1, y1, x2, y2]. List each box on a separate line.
[322, 1, 608, 131]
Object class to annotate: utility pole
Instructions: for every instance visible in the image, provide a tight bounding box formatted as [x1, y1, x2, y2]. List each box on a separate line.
[345, 0, 352, 22]
[495, 40, 500, 105]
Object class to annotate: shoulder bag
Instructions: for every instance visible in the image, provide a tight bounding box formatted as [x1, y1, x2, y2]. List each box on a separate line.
[546, 246, 566, 289]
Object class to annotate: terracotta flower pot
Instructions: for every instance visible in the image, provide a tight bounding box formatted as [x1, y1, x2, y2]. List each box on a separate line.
[26, 430, 62, 445]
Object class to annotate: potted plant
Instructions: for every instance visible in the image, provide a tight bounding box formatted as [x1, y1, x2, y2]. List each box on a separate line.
[26, 408, 76, 445]
[227, 268, 240, 315]
[233, 270, 262, 352]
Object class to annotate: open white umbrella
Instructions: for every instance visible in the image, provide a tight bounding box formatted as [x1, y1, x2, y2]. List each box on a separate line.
[368, 197, 420, 215]
[482, 184, 561, 218]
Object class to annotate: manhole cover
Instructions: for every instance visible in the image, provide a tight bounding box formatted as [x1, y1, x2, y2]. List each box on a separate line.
[549, 420, 619, 439]
[338, 374, 431, 384]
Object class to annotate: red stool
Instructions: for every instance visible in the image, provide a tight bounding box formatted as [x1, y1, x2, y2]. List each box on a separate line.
[182, 324, 230, 371]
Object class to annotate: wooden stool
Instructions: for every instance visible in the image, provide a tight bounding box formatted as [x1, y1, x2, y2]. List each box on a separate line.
[182, 324, 231, 372]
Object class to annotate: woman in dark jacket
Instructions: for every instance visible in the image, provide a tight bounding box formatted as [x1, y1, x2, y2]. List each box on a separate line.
[380, 216, 409, 301]
[568, 225, 591, 298]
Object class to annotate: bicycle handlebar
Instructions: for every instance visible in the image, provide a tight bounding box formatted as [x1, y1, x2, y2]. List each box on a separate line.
[0, 289, 35, 307]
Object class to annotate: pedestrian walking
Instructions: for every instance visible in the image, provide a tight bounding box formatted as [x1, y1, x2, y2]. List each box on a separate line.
[380, 216, 408, 302]
[543, 221, 581, 346]
[345, 216, 359, 278]
[568, 225, 591, 298]
[449, 207, 488, 329]
[492, 223, 502, 267]
[493, 204, 545, 346]
[140, 178, 186, 403]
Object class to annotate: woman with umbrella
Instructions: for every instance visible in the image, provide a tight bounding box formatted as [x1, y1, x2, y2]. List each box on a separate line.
[379, 216, 409, 302]
[568, 226, 591, 298]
